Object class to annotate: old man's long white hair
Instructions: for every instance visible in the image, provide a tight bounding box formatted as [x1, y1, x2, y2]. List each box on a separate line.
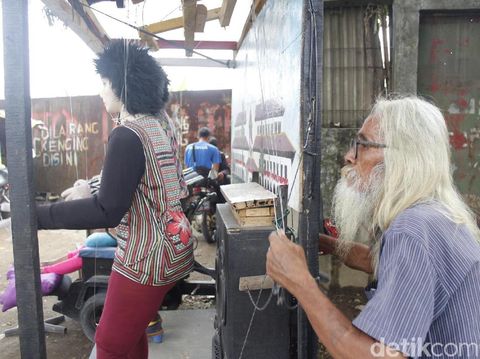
[374, 96, 478, 234]
[334, 96, 479, 274]
[370, 96, 480, 269]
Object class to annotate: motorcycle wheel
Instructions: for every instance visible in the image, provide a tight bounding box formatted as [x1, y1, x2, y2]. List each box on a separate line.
[212, 329, 223, 359]
[202, 212, 216, 244]
[80, 291, 106, 342]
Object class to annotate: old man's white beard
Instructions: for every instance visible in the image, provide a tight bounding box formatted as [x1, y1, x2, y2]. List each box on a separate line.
[332, 163, 385, 259]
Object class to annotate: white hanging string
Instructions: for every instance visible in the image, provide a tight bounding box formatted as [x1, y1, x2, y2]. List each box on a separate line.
[238, 2, 306, 356]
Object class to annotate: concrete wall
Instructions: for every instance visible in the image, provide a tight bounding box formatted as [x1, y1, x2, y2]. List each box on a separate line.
[392, 0, 480, 93]
[394, 0, 480, 215]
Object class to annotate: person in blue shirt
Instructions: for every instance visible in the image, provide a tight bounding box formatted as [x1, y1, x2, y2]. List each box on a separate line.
[184, 127, 221, 177]
[209, 137, 230, 186]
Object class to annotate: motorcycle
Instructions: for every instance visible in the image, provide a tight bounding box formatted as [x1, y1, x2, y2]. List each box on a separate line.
[182, 168, 221, 244]
[49, 237, 216, 342]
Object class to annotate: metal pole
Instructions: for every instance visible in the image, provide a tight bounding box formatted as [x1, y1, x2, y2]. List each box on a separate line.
[2, 1, 47, 358]
[298, 0, 323, 358]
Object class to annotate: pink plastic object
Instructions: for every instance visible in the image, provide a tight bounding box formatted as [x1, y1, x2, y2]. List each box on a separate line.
[0, 266, 62, 312]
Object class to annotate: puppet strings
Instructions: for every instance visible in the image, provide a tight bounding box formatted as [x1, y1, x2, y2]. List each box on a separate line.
[239, 2, 321, 356]
[239, 5, 297, 358]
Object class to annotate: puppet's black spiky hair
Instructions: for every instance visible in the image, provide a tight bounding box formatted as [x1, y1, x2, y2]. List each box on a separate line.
[94, 39, 169, 115]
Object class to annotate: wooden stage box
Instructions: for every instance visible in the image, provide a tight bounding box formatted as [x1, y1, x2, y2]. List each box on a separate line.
[220, 183, 277, 227]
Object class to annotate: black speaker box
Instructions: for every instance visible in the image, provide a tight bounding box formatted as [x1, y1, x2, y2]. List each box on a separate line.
[215, 203, 290, 359]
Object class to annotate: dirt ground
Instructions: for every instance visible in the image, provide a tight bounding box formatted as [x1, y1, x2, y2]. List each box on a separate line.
[0, 223, 366, 359]
[0, 225, 216, 359]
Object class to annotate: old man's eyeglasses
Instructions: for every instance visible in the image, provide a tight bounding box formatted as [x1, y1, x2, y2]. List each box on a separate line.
[350, 138, 387, 160]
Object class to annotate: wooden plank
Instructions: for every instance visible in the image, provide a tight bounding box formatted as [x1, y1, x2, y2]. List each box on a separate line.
[219, 0, 237, 27]
[231, 199, 274, 210]
[144, 14, 183, 34]
[68, 0, 109, 44]
[156, 57, 233, 67]
[232, 210, 274, 227]
[144, 7, 221, 34]
[235, 206, 275, 218]
[236, 0, 267, 51]
[41, 0, 107, 53]
[182, 0, 196, 56]
[220, 182, 277, 209]
[239, 275, 274, 291]
[195, 4, 208, 32]
[243, 206, 273, 217]
[153, 39, 237, 50]
[139, 31, 159, 50]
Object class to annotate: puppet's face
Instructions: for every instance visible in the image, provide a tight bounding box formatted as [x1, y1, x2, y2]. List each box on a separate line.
[99, 78, 122, 114]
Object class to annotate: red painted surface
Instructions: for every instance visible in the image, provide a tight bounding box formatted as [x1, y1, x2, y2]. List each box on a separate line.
[30, 96, 113, 193]
[460, 37, 470, 47]
[430, 38, 445, 63]
[450, 131, 468, 150]
[457, 98, 469, 110]
[446, 114, 468, 150]
[263, 170, 288, 185]
[419, 13, 480, 215]
[234, 159, 245, 166]
[430, 78, 441, 93]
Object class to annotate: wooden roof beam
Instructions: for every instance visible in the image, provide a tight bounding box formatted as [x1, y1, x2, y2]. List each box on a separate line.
[143, 7, 221, 35]
[194, 4, 208, 32]
[41, 0, 109, 53]
[236, 0, 266, 51]
[182, 0, 196, 56]
[219, 0, 237, 27]
[154, 39, 237, 50]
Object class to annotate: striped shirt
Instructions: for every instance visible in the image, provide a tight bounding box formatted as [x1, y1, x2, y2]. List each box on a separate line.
[353, 201, 480, 358]
[112, 113, 194, 286]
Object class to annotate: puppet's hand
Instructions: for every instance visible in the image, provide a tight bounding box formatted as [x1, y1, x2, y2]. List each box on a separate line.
[61, 179, 92, 201]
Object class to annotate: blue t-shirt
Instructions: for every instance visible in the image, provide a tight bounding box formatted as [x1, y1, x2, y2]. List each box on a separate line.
[184, 141, 221, 170]
[353, 201, 480, 358]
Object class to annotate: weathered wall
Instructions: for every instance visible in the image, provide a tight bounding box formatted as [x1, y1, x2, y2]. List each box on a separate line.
[321, 4, 387, 217]
[393, 0, 480, 92]
[393, 0, 480, 215]
[320, 3, 389, 290]
[31, 96, 113, 194]
[417, 11, 480, 216]
[231, 0, 303, 211]
[3, 90, 231, 195]
[166, 89, 232, 162]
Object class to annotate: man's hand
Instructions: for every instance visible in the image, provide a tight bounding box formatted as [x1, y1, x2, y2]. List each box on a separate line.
[266, 230, 312, 297]
[61, 179, 92, 201]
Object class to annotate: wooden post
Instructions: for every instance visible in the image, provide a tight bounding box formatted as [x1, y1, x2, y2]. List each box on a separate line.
[2, 1, 46, 357]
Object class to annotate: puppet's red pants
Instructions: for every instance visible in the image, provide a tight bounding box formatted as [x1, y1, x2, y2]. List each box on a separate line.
[95, 270, 175, 359]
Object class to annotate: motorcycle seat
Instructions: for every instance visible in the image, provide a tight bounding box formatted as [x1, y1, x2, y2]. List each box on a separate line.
[79, 246, 116, 260]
